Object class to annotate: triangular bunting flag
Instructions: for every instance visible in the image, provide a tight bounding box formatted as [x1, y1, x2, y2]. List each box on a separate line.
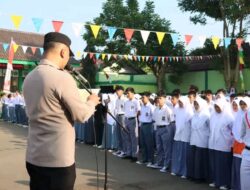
[107, 27, 117, 40]
[124, 55, 128, 60]
[185, 35, 193, 46]
[149, 56, 153, 61]
[169, 57, 172, 62]
[236, 38, 244, 50]
[2, 43, 9, 52]
[83, 52, 88, 59]
[158, 57, 161, 62]
[146, 56, 149, 62]
[140, 30, 150, 45]
[198, 36, 206, 47]
[101, 54, 106, 60]
[39, 48, 44, 55]
[31, 47, 37, 54]
[13, 44, 19, 53]
[137, 56, 141, 62]
[89, 53, 94, 59]
[170, 33, 179, 46]
[212, 36, 220, 49]
[107, 54, 112, 61]
[128, 55, 133, 60]
[113, 54, 117, 60]
[95, 53, 100, 59]
[173, 57, 176, 62]
[156, 32, 165, 45]
[10, 15, 23, 29]
[72, 23, 83, 37]
[90, 25, 101, 39]
[224, 38, 231, 49]
[124, 29, 134, 43]
[133, 56, 137, 61]
[76, 51, 82, 58]
[52, 21, 64, 32]
[32, 18, 43, 32]
[176, 57, 179, 62]
[21, 45, 28, 53]
[142, 56, 145, 62]
[165, 57, 169, 62]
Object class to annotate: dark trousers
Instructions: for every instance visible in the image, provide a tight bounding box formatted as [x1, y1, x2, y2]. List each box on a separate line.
[26, 162, 76, 190]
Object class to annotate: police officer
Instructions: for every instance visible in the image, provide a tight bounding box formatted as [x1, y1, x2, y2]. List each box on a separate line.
[23, 32, 100, 190]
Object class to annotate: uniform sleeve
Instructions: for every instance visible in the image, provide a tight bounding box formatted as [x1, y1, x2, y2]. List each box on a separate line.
[136, 100, 141, 112]
[241, 119, 247, 139]
[57, 73, 96, 123]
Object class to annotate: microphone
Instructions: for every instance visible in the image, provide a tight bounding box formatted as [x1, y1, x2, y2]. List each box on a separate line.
[65, 64, 89, 84]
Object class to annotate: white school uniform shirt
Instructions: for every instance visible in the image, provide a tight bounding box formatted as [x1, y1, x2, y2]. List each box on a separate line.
[139, 102, 155, 123]
[166, 102, 176, 122]
[190, 98, 210, 148]
[13, 95, 22, 105]
[209, 99, 234, 152]
[19, 96, 26, 106]
[153, 104, 171, 126]
[7, 98, 15, 107]
[174, 96, 194, 142]
[241, 111, 250, 161]
[115, 95, 126, 115]
[124, 98, 141, 118]
[1, 96, 8, 104]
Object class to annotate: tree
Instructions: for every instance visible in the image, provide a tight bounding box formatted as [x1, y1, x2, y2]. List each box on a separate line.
[178, 0, 250, 89]
[82, 0, 186, 92]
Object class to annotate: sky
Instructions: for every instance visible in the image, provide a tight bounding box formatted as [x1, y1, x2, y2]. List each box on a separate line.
[0, 0, 226, 56]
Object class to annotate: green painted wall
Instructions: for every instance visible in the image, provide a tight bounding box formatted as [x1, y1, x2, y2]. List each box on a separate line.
[96, 70, 250, 93]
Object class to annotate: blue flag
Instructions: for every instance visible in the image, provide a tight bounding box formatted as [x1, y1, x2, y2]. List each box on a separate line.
[107, 27, 117, 40]
[32, 18, 43, 32]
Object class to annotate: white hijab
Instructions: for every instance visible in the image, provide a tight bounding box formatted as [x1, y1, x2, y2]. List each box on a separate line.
[233, 97, 250, 142]
[192, 98, 210, 129]
[175, 96, 194, 131]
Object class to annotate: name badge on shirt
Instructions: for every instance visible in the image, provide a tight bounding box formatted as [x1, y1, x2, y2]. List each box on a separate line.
[121, 105, 124, 109]
[130, 106, 135, 111]
[162, 116, 166, 121]
[146, 112, 149, 117]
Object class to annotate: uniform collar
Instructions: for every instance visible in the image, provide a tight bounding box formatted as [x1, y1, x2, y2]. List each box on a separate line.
[39, 59, 61, 70]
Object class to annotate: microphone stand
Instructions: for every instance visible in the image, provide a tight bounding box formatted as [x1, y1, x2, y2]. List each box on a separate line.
[71, 71, 128, 190]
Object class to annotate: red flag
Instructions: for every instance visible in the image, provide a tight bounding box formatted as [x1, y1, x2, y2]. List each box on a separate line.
[52, 21, 64, 32]
[236, 38, 244, 50]
[31, 47, 37, 54]
[185, 35, 193, 45]
[124, 29, 134, 43]
[89, 53, 94, 59]
[3, 40, 15, 92]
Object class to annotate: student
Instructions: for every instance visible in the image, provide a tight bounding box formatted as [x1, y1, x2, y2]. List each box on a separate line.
[137, 92, 155, 165]
[171, 96, 193, 178]
[7, 94, 16, 123]
[122, 87, 141, 162]
[149, 92, 172, 172]
[188, 98, 210, 181]
[114, 86, 126, 157]
[232, 97, 250, 190]
[240, 110, 250, 190]
[205, 90, 214, 113]
[209, 99, 234, 190]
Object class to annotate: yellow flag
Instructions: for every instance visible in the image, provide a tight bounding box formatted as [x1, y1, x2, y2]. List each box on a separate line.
[90, 25, 101, 39]
[13, 44, 19, 53]
[102, 54, 106, 60]
[212, 36, 220, 49]
[142, 56, 145, 62]
[11, 15, 23, 29]
[76, 51, 82, 58]
[156, 32, 165, 45]
[124, 55, 128, 60]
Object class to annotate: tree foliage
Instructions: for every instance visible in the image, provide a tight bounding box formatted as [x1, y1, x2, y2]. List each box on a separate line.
[82, 0, 186, 91]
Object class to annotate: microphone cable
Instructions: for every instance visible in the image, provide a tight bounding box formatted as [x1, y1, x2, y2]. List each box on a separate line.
[65, 64, 100, 190]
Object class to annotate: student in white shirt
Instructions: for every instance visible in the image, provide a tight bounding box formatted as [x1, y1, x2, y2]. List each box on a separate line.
[187, 97, 210, 181]
[7, 93, 16, 123]
[137, 92, 155, 165]
[209, 99, 234, 190]
[149, 92, 172, 172]
[232, 97, 250, 190]
[240, 108, 250, 190]
[171, 96, 193, 178]
[122, 87, 141, 162]
[113, 86, 126, 157]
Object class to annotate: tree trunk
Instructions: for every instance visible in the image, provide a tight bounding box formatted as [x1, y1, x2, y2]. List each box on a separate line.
[156, 66, 166, 92]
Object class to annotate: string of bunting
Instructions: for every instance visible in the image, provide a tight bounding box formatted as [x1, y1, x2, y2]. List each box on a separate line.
[80, 51, 221, 63]
[0, 41, 220, 63]
[3, 14, 248, 50]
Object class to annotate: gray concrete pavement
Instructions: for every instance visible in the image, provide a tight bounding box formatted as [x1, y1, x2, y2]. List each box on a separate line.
[0, 122, 211, 190]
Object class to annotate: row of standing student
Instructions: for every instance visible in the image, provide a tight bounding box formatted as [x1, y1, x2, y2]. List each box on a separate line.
[74, 87, 250, 190]
[1, 92, 29, 127]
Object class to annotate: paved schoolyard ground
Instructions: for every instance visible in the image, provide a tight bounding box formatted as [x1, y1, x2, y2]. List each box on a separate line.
[0, 122, 212, 190]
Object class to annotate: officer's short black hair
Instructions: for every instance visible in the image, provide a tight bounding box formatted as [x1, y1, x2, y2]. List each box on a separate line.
[115, 85, 124, 91]
[125, 87, 135, 94]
